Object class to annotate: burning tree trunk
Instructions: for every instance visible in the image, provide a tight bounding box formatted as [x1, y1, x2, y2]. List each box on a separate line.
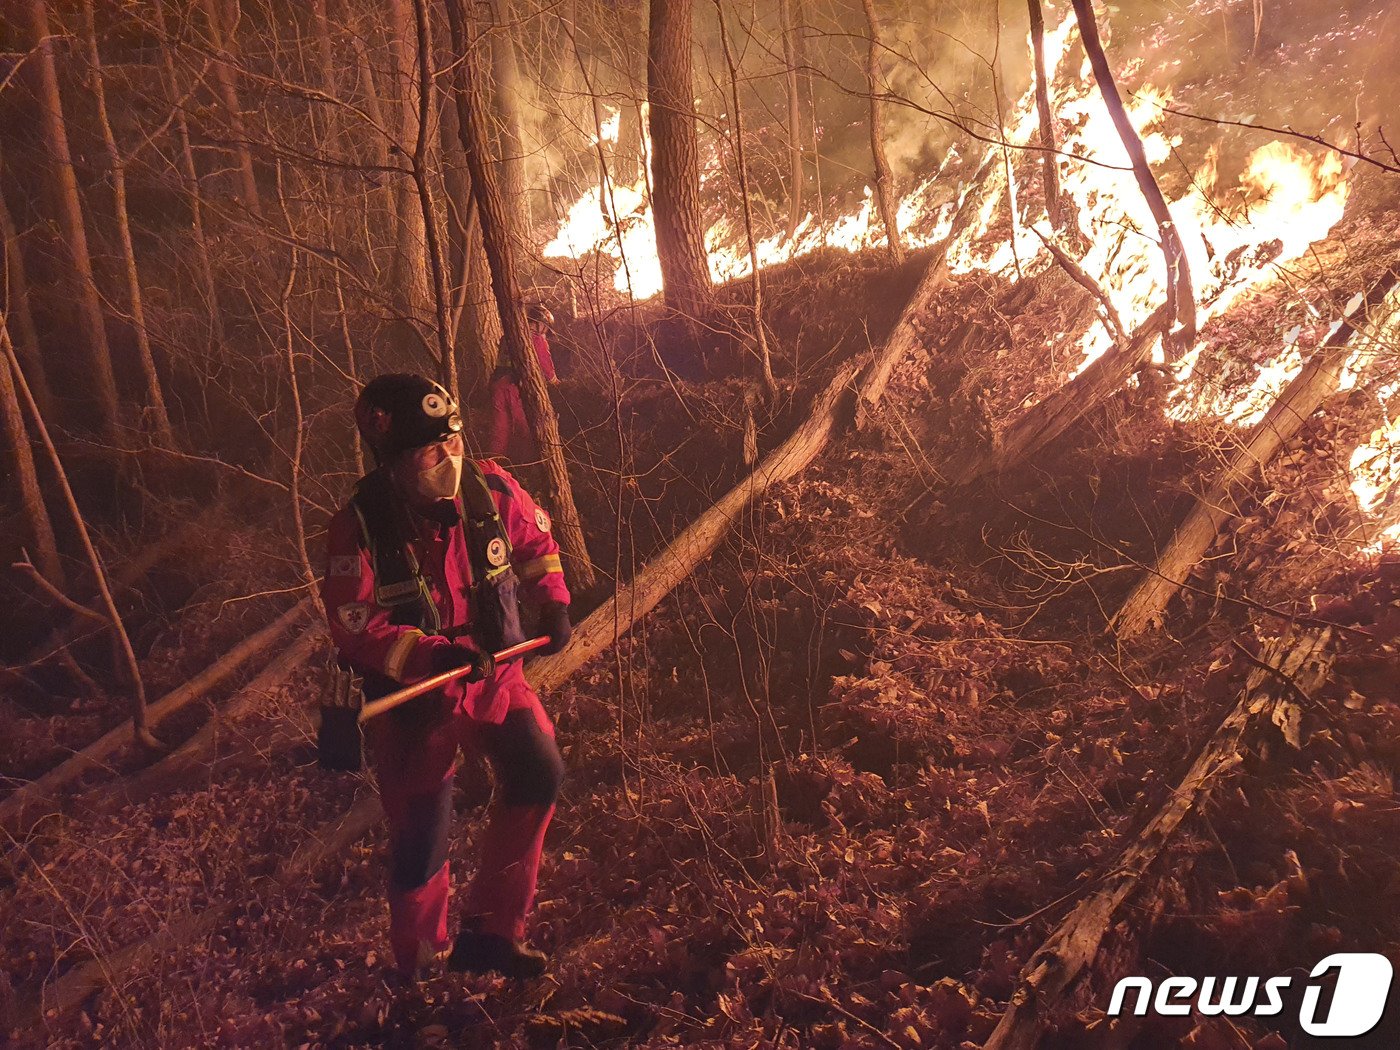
[647, 0, 715, 325]
[24, 0, 120, 440]
[1072, 0, 1193, 353]
[444, 0, 597, 591]
[779, 0, 805, 242]
[199, 0, 261, 217]
[0, 324, 62, 588]
[985, 626, 1333, 1049]
[1112, 269, 1400, 637]
[81, 0, 174, 447]
[1027, 0, 1064, 230]
[860, 0, 903, 263]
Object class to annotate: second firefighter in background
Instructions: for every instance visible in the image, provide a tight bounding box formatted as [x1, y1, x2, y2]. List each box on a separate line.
[322, 372, 572, 978]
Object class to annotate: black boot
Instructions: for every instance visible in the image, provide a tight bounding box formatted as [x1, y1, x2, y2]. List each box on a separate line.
[447, 929, 547, 979]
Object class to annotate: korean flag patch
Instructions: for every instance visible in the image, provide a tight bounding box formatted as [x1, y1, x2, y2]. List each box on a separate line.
[486, 537, 509, 567]
[329, 555, 361, 578]
[534, 507, 552, 534]
[336, 602, 370, 634]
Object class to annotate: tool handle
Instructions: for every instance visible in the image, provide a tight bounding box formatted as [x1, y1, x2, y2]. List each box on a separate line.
[357, 636, 551, 724]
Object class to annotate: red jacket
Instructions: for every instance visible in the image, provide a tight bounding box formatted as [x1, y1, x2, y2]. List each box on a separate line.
[488, 333, 555, 460]
[321, 459, 569, 721]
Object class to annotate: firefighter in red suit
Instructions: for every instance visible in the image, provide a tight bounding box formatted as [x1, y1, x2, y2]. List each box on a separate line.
[322, 373, 572, 979]
[488, 304, 557, 462]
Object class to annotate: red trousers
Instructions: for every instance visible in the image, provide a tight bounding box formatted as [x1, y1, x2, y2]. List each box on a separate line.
[366, 670, 563, 974]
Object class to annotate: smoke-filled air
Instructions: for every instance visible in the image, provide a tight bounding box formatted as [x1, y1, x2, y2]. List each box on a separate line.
[3, 0, 1400, 1046]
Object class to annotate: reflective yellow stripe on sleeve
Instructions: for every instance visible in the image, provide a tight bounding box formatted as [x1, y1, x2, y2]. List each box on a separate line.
[384, 628, 426, 681]
[518, 553, 562, 581]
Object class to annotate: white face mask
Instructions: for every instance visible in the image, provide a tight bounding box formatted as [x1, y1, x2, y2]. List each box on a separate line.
[414, 453, 462, 501]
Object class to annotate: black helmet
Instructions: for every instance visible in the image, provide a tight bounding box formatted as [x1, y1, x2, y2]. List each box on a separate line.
[525, 303, 555, 328]
[354, 373, 462, 460]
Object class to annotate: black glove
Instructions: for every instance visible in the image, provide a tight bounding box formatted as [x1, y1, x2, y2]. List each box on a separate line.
[539, 602, 572, 655]
[432, 642, 495, 683]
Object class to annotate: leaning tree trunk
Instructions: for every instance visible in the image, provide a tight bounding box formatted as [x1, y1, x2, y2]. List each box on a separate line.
[25, 0, 120, 440]
[0, 324, 62, 587]
[948, 305, 1170, 488]
[1112, 268, 1400, 637]
[647, 0, 715, 324]
[444, 0, 598, 591]
[386, 0, 436, 355]
[860, 0, 903, 263]
[985, 626, 1333, 1049]
[2, 325, 156, 748]
[1071, 0, 1193, 353]
[1027, 0, 1065, 230]
[199, 0, 261, 217]
[81, 0, 173, 446]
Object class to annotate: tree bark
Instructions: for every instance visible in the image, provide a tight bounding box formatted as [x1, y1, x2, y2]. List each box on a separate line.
[860, 0, 903, 262]
[647, 0, 714, 323]
[81, 0, 174, 446]
[1112, 269, 1400, 637]
[386, 0, 435, 351]
[0, 324, 62, 587]
[486, 0, 531, 237]
[199, 0, 261, 217]
[444, 0, 597, 591]
[1071, 0, 1194, 353]
[714, 0, 777, 396]
[2, 323, 156, 748]
[24, 0, 121, 439]
[0, 162, 54, 420]
[779, 0, 805, 241]
[1027, 0, 1064, 229]
[985, 627, 1332, 1050]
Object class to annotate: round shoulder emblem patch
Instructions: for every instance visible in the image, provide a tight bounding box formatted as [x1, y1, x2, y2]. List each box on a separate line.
[421, 391, 450, 418]
[534, 507, 552, 533]
[486, 536, 509, 567]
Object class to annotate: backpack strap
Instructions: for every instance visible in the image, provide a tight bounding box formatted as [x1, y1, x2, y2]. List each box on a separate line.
[458, 461, 514, 586]
[349, 470, 441, 632]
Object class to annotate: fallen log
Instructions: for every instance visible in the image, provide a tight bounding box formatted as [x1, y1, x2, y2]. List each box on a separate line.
[1112, 267, 1400, 638]
[984, 626, 1333, 1050]
[0, 599, 313, 836]
[948, 304, 1171, 487]
[73, 626, 325, 817]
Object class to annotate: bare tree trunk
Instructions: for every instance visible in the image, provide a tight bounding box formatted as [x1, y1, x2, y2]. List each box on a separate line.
[647, 0, 714, 324]
[199, 0, 261, 217]
[779, 0, 804, 241]
[439, 92, 499, 392]
[386, 0, 435, 348]
[0, 324, 62, 587]
[444, 0, 597, 591]
[2, 325, 156, 748]
[1113, 269, 1400, 637]
[0, 163, 54, 419]
[24, 0, 120, 440]
[860, 0, 903, 262]
[486, 0, 531, 237]
[1071, 0, 1194, 353]
[155, 0, 225, 385]
[715, 0, 776, 396]
[1027, 0, 1064, 229]
[81, 0, 173, 447]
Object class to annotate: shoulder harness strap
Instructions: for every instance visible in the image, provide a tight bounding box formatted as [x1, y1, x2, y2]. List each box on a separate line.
[349, 470, 441, 632]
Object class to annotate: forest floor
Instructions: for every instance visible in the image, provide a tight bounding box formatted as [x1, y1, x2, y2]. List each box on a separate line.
[4, 187, 1400, 1050]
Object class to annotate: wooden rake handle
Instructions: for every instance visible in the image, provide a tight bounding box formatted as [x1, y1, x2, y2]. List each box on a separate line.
[357, 636, 552, 724]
